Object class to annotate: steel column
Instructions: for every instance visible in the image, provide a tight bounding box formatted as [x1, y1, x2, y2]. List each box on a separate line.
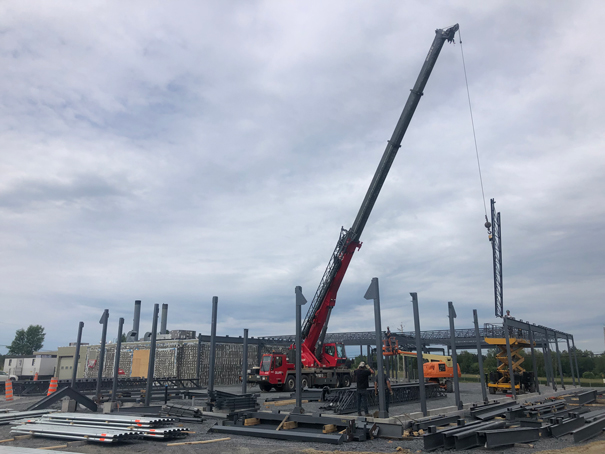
[527, 324, 540, 394]
[196, 333, 202, 383]
[473, 310, 487, 403]
[554, 332, 565, 390]
[365, 278, 387, 418]
[160, 303, 168, 334]
[293, 286, 308, 414]
[411, 293, 427, 416]
[71, 321, 84, 388]
[545, 342, 557, 391]
[132, 300, 141, 341]
[241, 328, 249, 395]
[448, 302, 462, 409]
[502, 316, 516, 399]
[96, 309, 109, 400]
[571, 336, 581, 386]
[111, 317, 124, 402]
[566, 335, 576, 386]
[144, 303, 159, 407]
[208, 296, 219, 398]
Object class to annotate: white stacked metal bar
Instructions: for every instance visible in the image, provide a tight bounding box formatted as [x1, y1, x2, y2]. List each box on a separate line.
[41, 412, 176, 427]
[11, 423, 142, 442]
[0, 411, 57, 425]
[0, 447, 74, 454]
[33, 420, 190, 439]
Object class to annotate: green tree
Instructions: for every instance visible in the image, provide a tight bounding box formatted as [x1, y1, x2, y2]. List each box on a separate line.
[8, 325, 45, 355]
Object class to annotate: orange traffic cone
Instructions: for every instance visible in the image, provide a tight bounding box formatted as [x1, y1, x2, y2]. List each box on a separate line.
[4, 380, 13, 401]
[33, 372, 39, 381]
[47, 377, 58, 396]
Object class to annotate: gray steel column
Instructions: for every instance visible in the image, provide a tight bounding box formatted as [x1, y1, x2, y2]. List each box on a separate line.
[448, 302, 462, 409]
[71, 321, 84, 388]
[554, 333, 565, 390]
[96, 310, 109, 400]
[208, 296, 218, 395]
[502, 316, 516, 399]
[565, 335, 576, 386]
[133, 300, 141, 341]
[293, 286, 307, 414]
[365, 278, 387, 418]
[545, 342, 557, 391]
[242, 329, 249, 395]
[367, 345, 371, 364]
[257, 342, 263, 366]
[160, 303, 168, 334]
[527, 324, 540, 394]
[542, 348, 551, 386]
[360, 345, 363, 356]
[571, 336, 581, 386]
[473, 310, 488, 403]
[411, 293, 427, 416]
[112, 317, 124, 402]
[196, 333, 202, 385]
[145, 304, 160, 407]
[144, 304, 159, 406]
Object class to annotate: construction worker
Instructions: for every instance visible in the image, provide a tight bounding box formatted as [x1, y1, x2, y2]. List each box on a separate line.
[374, 372, 394, 413]
[354, 362, 374, 416]
[385, 326, 393, 352]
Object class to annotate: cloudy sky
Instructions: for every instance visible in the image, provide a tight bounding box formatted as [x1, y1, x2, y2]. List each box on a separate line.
[1, 1, 604, 355]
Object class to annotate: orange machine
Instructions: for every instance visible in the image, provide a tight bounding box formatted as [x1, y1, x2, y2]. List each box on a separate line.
[383, 338, 461, 392]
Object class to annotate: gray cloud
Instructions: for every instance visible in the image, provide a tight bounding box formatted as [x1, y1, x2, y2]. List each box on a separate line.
[0, 1, 603, 354]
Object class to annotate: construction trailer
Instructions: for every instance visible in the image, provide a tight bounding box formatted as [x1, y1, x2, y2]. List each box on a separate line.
[2, 352, 57, 380]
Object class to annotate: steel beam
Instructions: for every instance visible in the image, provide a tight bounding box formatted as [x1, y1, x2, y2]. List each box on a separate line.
[528, 323, 540, 394]
[448, 302, 461, 409]
[572, 415, 605, 443]
[241, 328, 249, 395]
[554, 332, 565, 390]
[111, 317, 124, 402]
[210, 424, 345, 444]
[96, 309, 109, 400]
[71, 321, 84, 388]
[208, 296, 218, 396]
[473, 309, 488, 403]
[411, 293, 427, 416]
[293, 286, 307, 414]
[365, 278, 387, 418]
[566, 335, 576, 386]
[144, 304, 159, 407]
[483, 427, 540, 448]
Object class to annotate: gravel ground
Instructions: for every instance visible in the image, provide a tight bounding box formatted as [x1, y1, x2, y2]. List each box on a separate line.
[1, 383, 604, 453]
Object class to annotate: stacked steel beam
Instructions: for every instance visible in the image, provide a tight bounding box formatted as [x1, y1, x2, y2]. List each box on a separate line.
[209, 390, 259, 412]
[11, 413, 190, 441]
[321, 382, 445, 415]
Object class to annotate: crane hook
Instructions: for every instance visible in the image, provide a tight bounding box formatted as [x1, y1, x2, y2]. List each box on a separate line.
[484, 215, 492, 241]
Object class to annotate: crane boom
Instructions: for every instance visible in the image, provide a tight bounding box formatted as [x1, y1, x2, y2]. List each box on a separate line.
[300, 24, 459, 367]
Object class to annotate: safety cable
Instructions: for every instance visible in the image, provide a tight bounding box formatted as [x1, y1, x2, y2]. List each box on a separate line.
[458, 28, 488, 220]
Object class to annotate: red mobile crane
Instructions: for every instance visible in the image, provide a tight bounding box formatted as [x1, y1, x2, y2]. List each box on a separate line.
[248, 24, 459, 392]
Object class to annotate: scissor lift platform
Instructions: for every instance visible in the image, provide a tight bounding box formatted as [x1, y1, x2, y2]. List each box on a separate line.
[485, 337, 535, 394]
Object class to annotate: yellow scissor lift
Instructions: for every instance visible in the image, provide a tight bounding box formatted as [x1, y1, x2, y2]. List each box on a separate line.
[485, 337, 535, 394]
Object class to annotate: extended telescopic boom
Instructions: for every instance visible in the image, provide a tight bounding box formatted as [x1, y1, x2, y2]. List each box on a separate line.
[300, 24, 460, 367]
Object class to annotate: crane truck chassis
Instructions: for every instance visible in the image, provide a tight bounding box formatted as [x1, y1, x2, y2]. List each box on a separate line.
[248, 24, 459, 391]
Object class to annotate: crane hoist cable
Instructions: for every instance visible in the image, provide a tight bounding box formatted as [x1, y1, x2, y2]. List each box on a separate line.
[458, 28, 491, 236]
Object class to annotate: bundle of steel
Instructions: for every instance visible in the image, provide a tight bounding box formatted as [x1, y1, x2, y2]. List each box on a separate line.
[41, 412, 177, 428]
[321, 382, 445, 415]
[31, 420, 190, 439]
[161, 403, 203, 419]
[0, 410, 56, 425]
[209, 390, 259, 412]
[11, 423, 142, 443]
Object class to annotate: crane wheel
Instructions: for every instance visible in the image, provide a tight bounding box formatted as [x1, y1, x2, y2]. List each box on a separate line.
[301, 375, 310, 389]
[284, 376, 296, 392]
[341, 374, 351, 388]
[445, 380, 453, 393]
[259, 382, 272, 392]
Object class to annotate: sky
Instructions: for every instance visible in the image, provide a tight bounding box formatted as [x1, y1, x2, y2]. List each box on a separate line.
[1, 1, 604, 355]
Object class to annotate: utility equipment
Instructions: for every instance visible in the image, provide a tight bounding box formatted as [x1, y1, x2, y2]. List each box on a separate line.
[485, 337, 535, 394]
[382, 341, 461, 393]
[248, 24, 459, 391]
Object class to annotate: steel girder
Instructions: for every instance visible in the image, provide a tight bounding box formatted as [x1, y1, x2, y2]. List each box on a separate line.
[483, 427, 540, 448]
